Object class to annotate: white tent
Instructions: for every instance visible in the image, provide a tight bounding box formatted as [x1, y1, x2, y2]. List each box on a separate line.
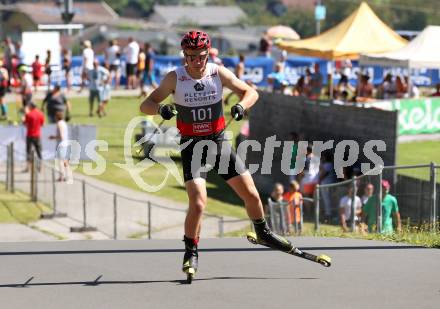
[359, 26, 440, 69]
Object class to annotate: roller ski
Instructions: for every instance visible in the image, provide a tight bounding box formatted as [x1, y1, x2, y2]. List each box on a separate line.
[182, 236, 198, 284]
[247, 221, 331, 267]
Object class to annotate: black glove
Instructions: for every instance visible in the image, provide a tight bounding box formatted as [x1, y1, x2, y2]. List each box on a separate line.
[231, 103, 245, 121]
[158, 104, 176, 120]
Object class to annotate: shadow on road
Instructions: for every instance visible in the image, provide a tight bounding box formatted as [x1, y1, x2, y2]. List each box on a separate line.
[0, 275, 319, 288]
[0, 245, 427, 257]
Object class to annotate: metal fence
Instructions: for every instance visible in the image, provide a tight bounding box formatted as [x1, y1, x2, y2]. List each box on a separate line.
[315, 164, 439, 233]
[0, 142, 251, 239]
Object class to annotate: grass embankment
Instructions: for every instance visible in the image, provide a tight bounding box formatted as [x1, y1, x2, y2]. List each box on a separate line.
[0, 185, 48, 223]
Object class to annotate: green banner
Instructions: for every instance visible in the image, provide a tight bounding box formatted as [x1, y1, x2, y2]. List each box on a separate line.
[392, 98, 440, 135]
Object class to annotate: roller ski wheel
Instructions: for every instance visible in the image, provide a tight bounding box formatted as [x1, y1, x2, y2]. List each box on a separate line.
[184, 267, 195, 284]
[246, 232, 258, 245]
[246, 232, 332, 268]
[317, 254, 332, 267]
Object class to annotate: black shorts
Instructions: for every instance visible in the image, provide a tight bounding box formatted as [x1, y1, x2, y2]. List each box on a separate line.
[126, 63, 137, 76]
[109, 64, 120, 72]
[26, 136, 42, 161]
[0, 87, 5, 98]
[180, 131, 247, 182]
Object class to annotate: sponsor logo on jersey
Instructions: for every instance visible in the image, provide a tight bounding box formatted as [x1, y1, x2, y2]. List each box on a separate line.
[179, 75, 191, 82]
[194, 82, 205, 91]
[193, 122, 212, 133]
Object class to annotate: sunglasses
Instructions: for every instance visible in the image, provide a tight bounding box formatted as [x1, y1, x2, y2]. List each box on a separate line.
[184, 52, 209, 62]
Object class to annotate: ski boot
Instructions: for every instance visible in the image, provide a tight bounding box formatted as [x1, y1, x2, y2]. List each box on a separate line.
[182, 236, 198, 284]
[247, 220, 331, 267]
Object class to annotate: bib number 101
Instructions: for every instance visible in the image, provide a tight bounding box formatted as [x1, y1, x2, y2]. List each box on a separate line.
[191, 107, 212, 121]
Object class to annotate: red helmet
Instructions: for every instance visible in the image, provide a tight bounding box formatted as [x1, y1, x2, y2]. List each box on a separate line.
[181, 30, 211, 50]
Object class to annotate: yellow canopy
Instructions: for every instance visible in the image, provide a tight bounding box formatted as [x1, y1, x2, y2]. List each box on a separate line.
[278, 2, 407, 60]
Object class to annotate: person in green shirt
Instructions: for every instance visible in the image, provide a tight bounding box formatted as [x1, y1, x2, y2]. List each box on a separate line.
[362, 180, 402, 234]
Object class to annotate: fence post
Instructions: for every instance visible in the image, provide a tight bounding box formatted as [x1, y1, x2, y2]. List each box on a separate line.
[314, 185, 320, 232]
[5, 143, 10, 192]
[377, 170, 383, 233]
[351, 177, 357, 232]
[34, 154, 39, 203]
[148, 201, 151, 240]
[70, 180, 96, 233]
[218, 216, 224, 238]
[30, 151, 36, 201]
[52, 168, 57, 213]
[430, 162, 437, 232]
[10, 142, 14, 193]
[113, 193, 117, 240]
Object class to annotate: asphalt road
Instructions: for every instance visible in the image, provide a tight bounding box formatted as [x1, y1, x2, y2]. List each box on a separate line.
[0, 237, 439, 309]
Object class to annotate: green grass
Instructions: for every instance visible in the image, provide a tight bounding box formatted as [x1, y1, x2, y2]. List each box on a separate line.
[225, 222, 440, 248]
[0, 185, 48, 224]
[397, 141, 440, 181]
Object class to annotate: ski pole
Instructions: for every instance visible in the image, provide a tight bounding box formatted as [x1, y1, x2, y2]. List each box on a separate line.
[134, 110, 178, 155]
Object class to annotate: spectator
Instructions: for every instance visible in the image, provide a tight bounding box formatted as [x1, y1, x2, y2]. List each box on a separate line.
[319, 151, 337, 221]
[339, 186, 362, 232]
[361, 183, 374, 206]
[379, 73, 396, 99]
[293, 75, 306, 97]
[0, 60, 8, 119]
[97, 63, 111, 117]
[44, 49, 52, 89]
[395, 75, 406, 98]
[105, 39, 121, 89]
[283, 180, 302, 232]
[42, 84, 71, 123]
[23, 101, 44, 172]
[15, 41, 25, 65]
[137, 46, 146, 94]
[3, 37, 15, 84]
[336, 74, 355, 99]
[333, 90, 349, 105]
[62, 48, 72, 90]
[266, 182, 285, 232]
[140, 42, 157, 97]
[259, 31, 272, 57]
[356, 74, 373, 101]
[79, 40, 94, 93]
[124, 37, 140, 89]
[88, 59, 110, 117]
[362, 180, 402, 234]
[403, 76, 419, 98]
[209, 48, 223, 66]
[18, 65, 33, 112]
[235, 54, 245, 80]
[49, 111, 69, 182]
[430, 83, 440, 97]
[310, 63, 323, 99]
[267, 62, 288, 94]
[31, 55, 43, 91]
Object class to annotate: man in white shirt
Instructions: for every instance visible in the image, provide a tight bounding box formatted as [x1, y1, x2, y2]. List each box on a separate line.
[79, 40, 94, 92]
[124, 37, 139, 89]
[339, 186, 362, 232]
[105, 39, 121, 89]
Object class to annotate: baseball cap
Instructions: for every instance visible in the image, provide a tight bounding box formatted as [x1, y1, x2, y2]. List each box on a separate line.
[381, 180, 390, 189]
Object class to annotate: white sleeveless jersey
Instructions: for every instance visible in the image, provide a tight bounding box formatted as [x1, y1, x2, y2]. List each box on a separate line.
[173, 63, 225, 136]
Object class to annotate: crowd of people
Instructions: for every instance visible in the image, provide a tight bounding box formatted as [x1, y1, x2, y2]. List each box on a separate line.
[267, 173, 402, 235]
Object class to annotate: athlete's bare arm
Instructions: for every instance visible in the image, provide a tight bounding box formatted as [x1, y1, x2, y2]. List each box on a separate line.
[218, 65, 258, 110]
[139, 71, 176, 115]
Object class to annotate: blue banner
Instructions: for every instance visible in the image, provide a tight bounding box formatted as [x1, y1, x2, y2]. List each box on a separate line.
[60, 55, 440, 88]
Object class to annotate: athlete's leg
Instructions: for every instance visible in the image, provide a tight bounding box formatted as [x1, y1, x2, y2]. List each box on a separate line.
[184, 177, 207, 239]
[226, 171, 264, 220]
[227, 172, 293, 252]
